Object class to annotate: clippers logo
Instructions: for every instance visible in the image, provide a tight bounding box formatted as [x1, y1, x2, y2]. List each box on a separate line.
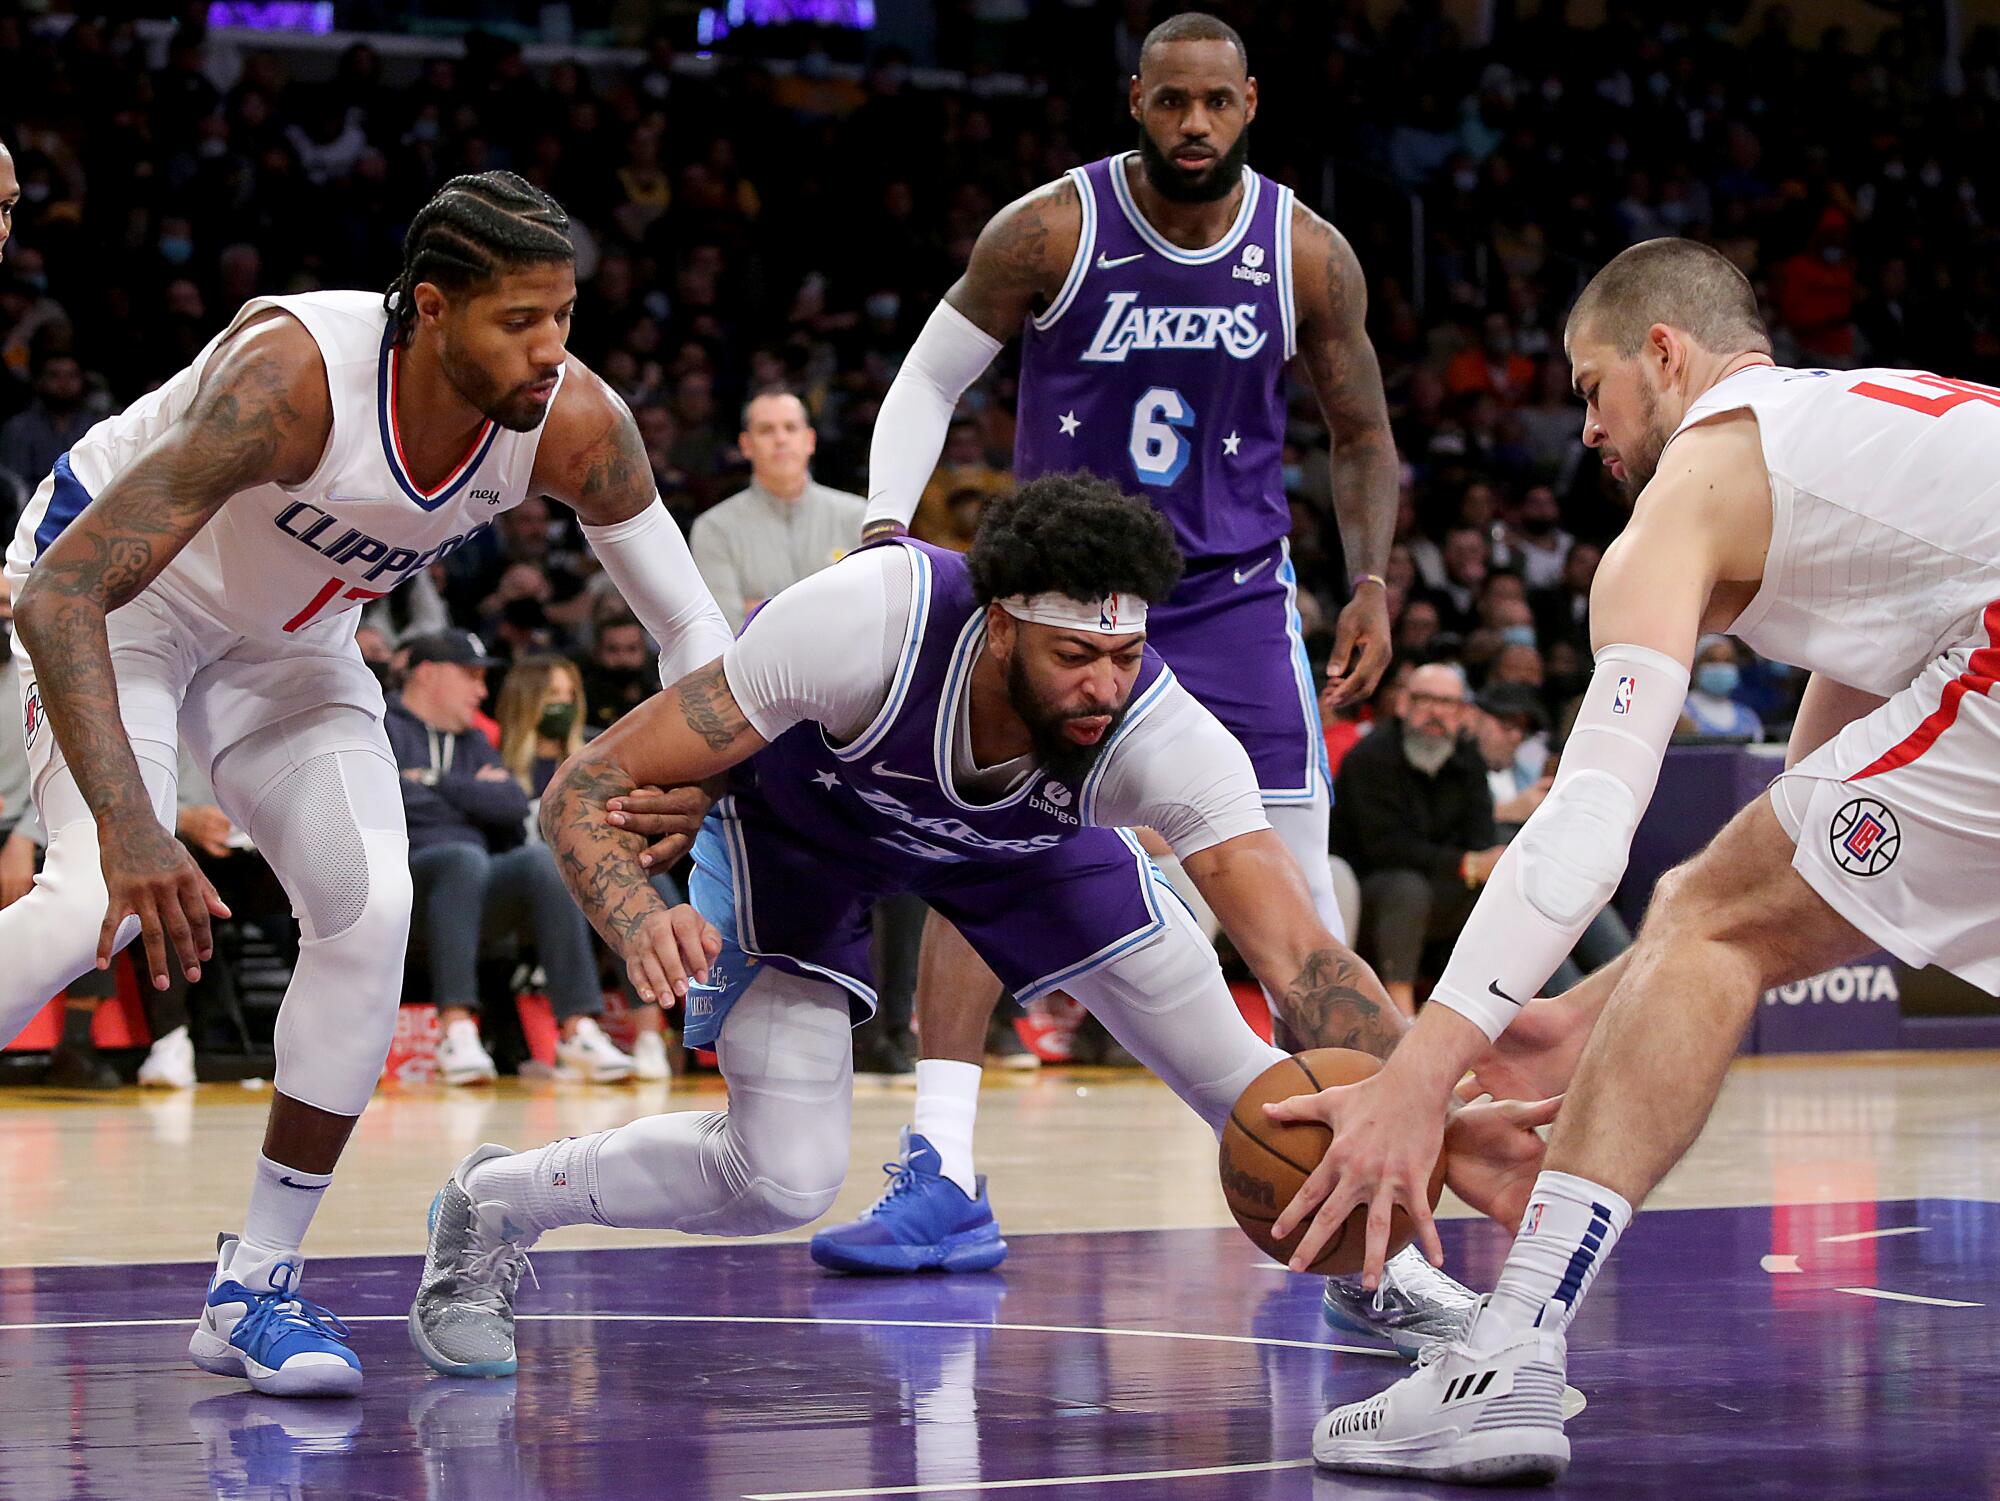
[1611, 675, 1636, 715]
[1232, 241, 1272, 286]
[1830, 797, 1900, 877]
[22, 685, 41, 750]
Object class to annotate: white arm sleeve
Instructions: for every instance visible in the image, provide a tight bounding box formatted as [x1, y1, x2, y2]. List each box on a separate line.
[579, 501, 736, 687]
[1430, 643, 1690, 1040]
[719, 547, 912, 743]
[1087, 680, 1271, 858]
[863, 301, 1005, 532]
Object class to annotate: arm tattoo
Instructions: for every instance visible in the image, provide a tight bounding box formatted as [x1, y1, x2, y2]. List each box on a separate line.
[539, 753, 670, 949]
[678, 661, 751, 752]
[1295, 207, 1397, 579]
[948, 176, 1078, 335]
[1277, 946, 1408, 1062]
[571, 405, 655, 525]
[14, 339, 308, 828]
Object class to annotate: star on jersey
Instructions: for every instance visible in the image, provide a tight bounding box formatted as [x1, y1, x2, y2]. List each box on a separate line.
[1058, 411, 1081, 437]
[1222, 431, 1242, 456]
[812, 770, 841, 791]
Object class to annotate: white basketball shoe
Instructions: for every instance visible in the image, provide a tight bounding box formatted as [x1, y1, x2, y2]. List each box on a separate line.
[1313, 1312, 1570, 1485]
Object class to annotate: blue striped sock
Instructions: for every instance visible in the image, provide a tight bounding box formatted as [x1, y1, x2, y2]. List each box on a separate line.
[1477, 1171, 1633, 1347]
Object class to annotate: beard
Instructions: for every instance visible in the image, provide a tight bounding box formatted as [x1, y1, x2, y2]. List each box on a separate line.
[1007, 651, 1129, 785]
[1612, 381, 1668, 494]
[1137, 123, 1251, 204]
[440, 339, 556, 433]
[1400, 725, 1458, 777]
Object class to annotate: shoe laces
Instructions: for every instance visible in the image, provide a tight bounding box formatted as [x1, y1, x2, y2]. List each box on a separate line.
[456, 1235, 538, 1316]
[237, 1263, 351, 1349]
[1385, 1252, 1478, 1311]
[869, 1158, 923, 1213]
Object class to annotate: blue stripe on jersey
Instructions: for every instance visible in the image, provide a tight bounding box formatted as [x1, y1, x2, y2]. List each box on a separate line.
[33, 452, 92, 560]
[374, 326, 503, 512]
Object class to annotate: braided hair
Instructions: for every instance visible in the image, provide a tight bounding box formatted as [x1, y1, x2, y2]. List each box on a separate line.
[384, 171, 574, 346]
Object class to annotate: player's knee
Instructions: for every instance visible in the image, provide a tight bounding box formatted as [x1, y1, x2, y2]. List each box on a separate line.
[727, 1171, 844, 1236]
[304, 830, 413, 948]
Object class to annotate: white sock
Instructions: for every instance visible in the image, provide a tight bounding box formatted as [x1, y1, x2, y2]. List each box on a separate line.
[238, 1153, 333, 1266]
[466, 1133, 614, 1237]
[912, 1058, 981, 1196]
[1476, 1170, 1633, 1347]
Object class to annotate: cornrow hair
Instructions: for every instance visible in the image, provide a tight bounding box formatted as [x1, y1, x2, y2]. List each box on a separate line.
[385, 170, 575, 346]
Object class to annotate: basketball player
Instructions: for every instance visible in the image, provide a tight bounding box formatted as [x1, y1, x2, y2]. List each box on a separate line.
[406, 475, 1553, 1379]
[1279, 236, 2000, 1482]
[3, 172, 731, 1395]
[809, 9, 1469, 1351]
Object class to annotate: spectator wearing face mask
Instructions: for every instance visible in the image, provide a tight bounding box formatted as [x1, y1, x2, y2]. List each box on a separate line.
[1507, 484, 1574, 591]
[580, 610, 654, 734]
[1681, 634, 1764, 740]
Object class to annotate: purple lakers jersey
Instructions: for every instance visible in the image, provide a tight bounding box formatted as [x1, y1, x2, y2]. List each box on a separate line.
[1014, 153, 1298, 564]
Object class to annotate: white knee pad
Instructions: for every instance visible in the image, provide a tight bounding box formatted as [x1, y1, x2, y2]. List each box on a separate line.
[1265, 785, 1347, 943]
[1513, 769, 1638, 928]
[239, 738, 412, 1117]
[591, 968, 855, 1235]
[1066, 901, 1286, 1135]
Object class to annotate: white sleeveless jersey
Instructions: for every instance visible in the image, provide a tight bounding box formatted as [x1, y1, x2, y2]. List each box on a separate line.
[3, 290, 560, 643]
[1671, 364, 2000, 696]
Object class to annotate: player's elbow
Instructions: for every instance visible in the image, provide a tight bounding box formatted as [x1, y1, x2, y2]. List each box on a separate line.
[10, 573, 82, 655]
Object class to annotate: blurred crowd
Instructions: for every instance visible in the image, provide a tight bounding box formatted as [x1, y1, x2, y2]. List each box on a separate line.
[2, 1, 1994, 1075]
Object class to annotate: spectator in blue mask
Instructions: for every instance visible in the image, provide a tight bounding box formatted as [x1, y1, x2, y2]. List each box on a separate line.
[1681, 635, 1763, 740]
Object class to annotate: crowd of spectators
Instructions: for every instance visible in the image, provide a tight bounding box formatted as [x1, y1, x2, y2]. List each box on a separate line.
[2, 2, 1996, 1069]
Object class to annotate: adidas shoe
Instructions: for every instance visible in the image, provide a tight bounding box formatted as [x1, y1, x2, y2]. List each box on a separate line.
[1322, 1244, 1480, 1357]
[808, 1128, 1007, 1274]
[408, 1144, 538, 1378]
[436, 1019, 498, 1086]
[189, 1236, 362, 1398]
[1313, 1316, 1569, 1484]
[555, 1017, 636, 1082]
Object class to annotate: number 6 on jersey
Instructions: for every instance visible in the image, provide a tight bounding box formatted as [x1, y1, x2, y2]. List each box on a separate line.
[1129, 387, 1196, 487]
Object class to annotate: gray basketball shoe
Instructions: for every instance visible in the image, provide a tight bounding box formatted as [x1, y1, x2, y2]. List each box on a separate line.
[1321, 1244, 1479, 1357]
[409, 1144, 538, 1378]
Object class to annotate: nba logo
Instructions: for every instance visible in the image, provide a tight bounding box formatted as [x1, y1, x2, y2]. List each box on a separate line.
[1099, 595, 1118, 630]
[1524, 1206, 1544, 1236]
[1611, 676, 1635, 715]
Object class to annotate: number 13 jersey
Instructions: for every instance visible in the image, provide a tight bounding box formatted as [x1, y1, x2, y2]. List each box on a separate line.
[1012, 153, 1298, 566]
[4, 290, 560, 643]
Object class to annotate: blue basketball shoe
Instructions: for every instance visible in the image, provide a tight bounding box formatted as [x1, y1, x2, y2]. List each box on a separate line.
[190, 1235, 363, 1397]
[809, 1129, 1008, 1274]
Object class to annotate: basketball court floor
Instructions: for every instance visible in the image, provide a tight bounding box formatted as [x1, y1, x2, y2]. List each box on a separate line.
[1, 1050, 1994, 1499]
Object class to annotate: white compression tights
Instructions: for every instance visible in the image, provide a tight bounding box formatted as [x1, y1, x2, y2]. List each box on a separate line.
[1264, 777, 1348, 945]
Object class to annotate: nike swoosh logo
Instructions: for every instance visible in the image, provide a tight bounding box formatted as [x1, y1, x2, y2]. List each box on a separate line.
[1097, 252, 1145, 270]
[871, 760, 933, 784]
[1233, 557, 1273, 586]
[1487, 980, 1523, 1007]
[277, 1176, 329, 1193]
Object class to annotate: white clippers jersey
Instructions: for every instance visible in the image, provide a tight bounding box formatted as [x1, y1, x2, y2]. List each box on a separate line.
[1671, 364, 2000, 696]
[3, 290, 560, 643]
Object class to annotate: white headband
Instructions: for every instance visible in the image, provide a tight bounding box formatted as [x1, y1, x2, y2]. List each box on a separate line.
[998, 591, 1148, 635]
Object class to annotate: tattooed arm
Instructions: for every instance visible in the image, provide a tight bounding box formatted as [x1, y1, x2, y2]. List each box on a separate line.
[1291, 204, 1397, 707]
[861, 176, 1080, 543]
[537, 657, 764, 1001]
[13, 311, 329, 986]
[1180, 829, 1407, 1062]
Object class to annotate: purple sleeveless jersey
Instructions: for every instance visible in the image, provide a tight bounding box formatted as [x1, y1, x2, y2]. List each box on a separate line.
[682, 541, 1183, 1047]
[1012, 154, 1327, 803]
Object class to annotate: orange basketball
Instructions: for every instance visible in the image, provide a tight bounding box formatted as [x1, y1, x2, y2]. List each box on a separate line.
[1219, 1048, 1448, 1276]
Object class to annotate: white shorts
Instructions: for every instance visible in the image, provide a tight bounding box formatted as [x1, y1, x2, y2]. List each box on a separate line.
[17, 579, 388, 825]
[1772, 638, 2000, 994]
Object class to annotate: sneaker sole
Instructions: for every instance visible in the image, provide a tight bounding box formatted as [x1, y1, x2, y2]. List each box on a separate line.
[1314, 1426, 1569, 1485]
[809, 1226, 1008, 1275]
[190, 1324, 248, 1378]
[1320, 1295, 1462, 1359]
[191, 1323, 362, 1396]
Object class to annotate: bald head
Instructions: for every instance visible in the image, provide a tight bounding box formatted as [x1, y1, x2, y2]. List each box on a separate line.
[1566, 238, 1769, 360]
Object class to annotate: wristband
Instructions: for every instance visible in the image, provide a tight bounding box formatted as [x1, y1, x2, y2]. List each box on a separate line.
[1351, 571, 1387, 592]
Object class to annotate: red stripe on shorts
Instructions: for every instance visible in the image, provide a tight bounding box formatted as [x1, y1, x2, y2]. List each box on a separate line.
[1847, 599, 2000, 781]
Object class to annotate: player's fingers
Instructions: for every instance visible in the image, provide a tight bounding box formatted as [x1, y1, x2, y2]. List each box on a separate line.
[648, 924, 691, 998]
[1454, 1072, 1489, 1104]
[162, 885, 204, 982]
[135, 891, 173, 991]
[1273, 1148, 1341, 1239]
[1503, 1094, 1565, 1130]
[1406, 1179, 1447, 1270]
[670, 909, 712, 984]
[1289, 1176, 1366, 1273]
[1263, 1088, 1338, 1126]
[702, 922, 724, 960]
[96, 898, 126, 970]
[631, 950, 669, 1006]
[1348, 635, 1393, 699]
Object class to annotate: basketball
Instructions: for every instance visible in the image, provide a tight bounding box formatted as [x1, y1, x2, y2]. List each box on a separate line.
[1220, 1049, 1448, 1276]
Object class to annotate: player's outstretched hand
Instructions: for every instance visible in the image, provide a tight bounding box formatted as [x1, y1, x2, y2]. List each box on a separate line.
[1458, 995, 1593, 1106]
[97, 817, 231, 990]
[1263, 1070, 1448, 1290]
[621, 904, 723, 1006]
[1440, 1095, 1562, 1232]
[607, 784, 715, 868]
[1323, 584, 1393, 707]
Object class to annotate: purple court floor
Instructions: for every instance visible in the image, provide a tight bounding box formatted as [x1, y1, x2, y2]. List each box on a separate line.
[0, 1200, 1993, 1500]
